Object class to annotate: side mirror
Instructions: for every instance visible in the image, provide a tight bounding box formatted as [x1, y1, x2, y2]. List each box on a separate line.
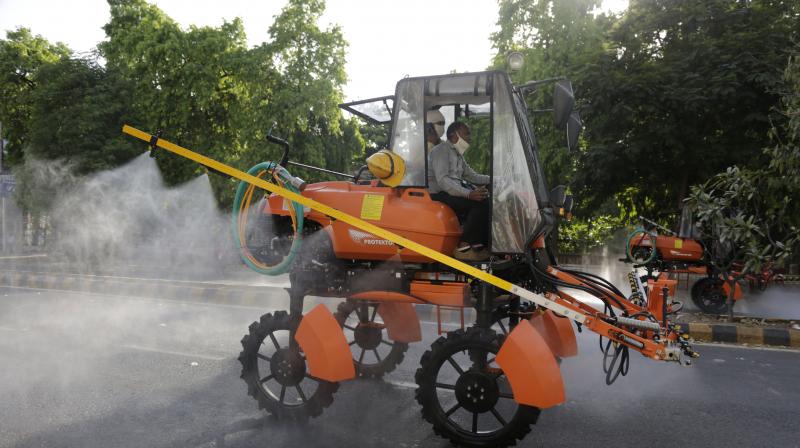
[549, 185, 567, 208]
[553, 80, 575, 129]
[567, 111, 582, 152]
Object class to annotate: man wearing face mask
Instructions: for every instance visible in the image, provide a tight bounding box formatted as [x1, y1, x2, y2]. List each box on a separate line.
[428, 122, 491, 261]
[426, 109, 446, 152]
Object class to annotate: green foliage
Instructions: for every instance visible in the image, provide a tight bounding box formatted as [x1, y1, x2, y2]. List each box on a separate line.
[27, 59, 138, 173]
[263, 0, 347, 132]
[1, 0, 362, 214]
[687, 54, 800, 273]
[97, 0, 354, 206]
[492, 0, 606, 188]
[575, 0, 799, 218]
[100, 0, 256, 190]
[492, 0, 800, 253]
[286, 115, 365, 182]
[0, 28, 70, 167]
[461, 115, 491, 174]
[558, 214, 624, 254]
[12, 58, 139, 212]
[358, 121, 390, 156]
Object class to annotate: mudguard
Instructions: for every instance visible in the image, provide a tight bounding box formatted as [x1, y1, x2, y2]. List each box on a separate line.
[376, 302, 422, 343]
[496, 320, 565, 408]
[529, 310, 578, 358]
[295, 304, 356, 382]
[722, 280, 744, 300]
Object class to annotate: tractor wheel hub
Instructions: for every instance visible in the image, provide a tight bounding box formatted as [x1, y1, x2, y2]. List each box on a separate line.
[354, 324, 381, 350]
[455, 370, 500, 413]
[270, 348, 306, 386]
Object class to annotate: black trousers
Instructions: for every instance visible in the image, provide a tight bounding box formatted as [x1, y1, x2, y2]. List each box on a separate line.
[431, 192, 490, 246]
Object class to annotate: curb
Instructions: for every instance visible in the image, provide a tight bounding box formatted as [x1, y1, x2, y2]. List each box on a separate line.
[677, 321, 800, 348]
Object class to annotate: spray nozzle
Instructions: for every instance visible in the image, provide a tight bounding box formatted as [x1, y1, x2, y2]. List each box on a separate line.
[149, 130, 163, 158]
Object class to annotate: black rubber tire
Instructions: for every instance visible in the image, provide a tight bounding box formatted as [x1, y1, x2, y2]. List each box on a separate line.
[690, 277, 706, 302]
[334, 300, 409, 378]
[415, 327, 540, 448]
[238, 310, 338, 421]
[691, 277, 729, 314]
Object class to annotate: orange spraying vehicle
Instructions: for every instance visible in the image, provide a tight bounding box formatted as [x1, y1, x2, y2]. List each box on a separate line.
[624, 215, 784, 314]
[124, 70, 698, 448]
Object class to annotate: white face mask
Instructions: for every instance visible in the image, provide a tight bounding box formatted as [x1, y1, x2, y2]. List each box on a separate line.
[434, 124, 445, 138]
[454, 135, 470, 155]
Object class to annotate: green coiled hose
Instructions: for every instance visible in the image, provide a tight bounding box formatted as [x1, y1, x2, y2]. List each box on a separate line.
[231, 162, 304, 275]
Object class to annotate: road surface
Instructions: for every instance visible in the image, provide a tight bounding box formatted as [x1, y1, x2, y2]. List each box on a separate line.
[1, 287, 798, 447]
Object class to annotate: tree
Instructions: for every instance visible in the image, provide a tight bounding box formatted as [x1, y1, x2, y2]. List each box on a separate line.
[99, 0, 352, 206]
[0, 28, 70, 167]
[687, 52, 800, 274]
[100, 0, 253, 191]
[357, 121, 390, 156]
[13, 57, 139, 214]
[491, 0, 800, 254]
[574, 0, 800, 219]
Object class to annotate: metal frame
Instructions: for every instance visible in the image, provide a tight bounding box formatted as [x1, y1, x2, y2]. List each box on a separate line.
[338, 95, 394, 125]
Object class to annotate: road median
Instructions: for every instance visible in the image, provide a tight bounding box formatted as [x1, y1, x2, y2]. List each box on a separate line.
[676, 314, 800, 348]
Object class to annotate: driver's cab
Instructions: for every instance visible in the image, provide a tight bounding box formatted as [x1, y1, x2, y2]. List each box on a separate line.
[341, 71, 579, 255]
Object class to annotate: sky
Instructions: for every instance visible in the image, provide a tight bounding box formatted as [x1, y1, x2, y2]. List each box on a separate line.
[0, 0, 629, 101]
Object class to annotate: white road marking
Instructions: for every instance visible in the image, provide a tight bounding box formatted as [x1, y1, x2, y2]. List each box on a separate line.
[0, 285, 270, 311]
[694, 341, 800, 353]
[0, 268, 288, 289]
[121, 344, 225, 361]
[0, 254, 48, 260]
[385, 380, 418, 390]
[1, 285, 472, 325]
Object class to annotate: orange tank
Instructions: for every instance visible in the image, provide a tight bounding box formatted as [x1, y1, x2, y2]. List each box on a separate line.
[629, 232, 705, 263]
[653, 236, 704, 262]
[263, 181, 462, 263]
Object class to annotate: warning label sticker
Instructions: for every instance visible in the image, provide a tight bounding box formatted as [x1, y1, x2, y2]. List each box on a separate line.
[360, 194, 385, 221]
[674, 239, 683, 249]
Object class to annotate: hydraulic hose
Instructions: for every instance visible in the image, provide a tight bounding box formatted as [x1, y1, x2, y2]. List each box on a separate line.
[563, 269, 626, 298]
[528, 260, 626, 315]
[231, 162, 304, 275]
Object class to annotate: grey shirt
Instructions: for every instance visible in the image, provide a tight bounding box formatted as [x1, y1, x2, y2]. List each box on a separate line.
[427, 141, 490, 198]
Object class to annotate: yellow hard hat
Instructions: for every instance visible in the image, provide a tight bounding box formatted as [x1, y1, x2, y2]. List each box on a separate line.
[366, 150, 406, 187]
